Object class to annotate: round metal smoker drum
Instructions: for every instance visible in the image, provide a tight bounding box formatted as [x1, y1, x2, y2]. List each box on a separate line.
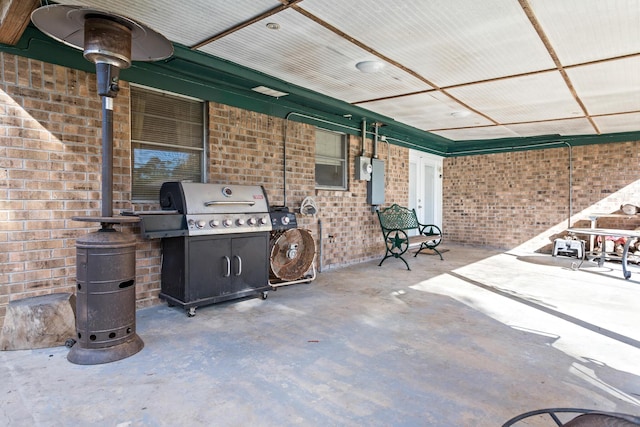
[270, 229, 316, 281]
[68, 229, 143, 365]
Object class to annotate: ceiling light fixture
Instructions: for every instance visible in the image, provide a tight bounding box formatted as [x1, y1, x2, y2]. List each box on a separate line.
[355, 60, 384, 73]
[451, 111, 471, 118]
[252, 85, 288, 98]
[266, 22, 280, 30]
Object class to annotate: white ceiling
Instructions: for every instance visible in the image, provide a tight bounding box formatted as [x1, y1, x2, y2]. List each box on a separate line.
[54, 0, 640, 144]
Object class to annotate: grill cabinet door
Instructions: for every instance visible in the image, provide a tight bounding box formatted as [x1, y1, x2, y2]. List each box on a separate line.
[230, 234, 269, 294]
[188, 237, 231, 301]
[161, 233, 269, 309]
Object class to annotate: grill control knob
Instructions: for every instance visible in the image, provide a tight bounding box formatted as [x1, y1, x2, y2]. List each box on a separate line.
[260, 217, 269, 225]
[196, 220, 206, 229]
[247, 218, 257, 226]
[281, 216, 290, 225]
[209, 220, 220, 227]
[223, 219, 232, 227]
[236, 218, 245, 226]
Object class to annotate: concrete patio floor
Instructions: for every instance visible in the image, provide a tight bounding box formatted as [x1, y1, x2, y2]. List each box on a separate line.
[2, 244, 640, 426]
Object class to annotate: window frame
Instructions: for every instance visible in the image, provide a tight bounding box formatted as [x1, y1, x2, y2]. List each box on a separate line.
[315, 128, 348, 191]
[130, 84, 207, 202]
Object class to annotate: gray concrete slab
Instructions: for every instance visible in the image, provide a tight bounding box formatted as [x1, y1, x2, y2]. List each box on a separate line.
[2, 244, 640, 426]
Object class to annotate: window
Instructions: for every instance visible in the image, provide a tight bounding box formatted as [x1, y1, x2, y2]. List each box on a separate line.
[131, 86, 205, 201]
[315, 129, 347, 190]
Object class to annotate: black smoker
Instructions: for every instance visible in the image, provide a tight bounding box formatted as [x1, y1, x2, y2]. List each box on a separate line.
[71, 220, 140, 364]
[31, 5, 172, 364]
[140, 182, 274, 317]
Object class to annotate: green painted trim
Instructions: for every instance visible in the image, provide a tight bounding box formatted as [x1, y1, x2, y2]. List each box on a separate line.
[2, 26, 639, 157]
[446, 131, 640, 157]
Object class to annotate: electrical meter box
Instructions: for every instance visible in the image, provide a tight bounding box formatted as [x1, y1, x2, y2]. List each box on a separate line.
[355, 156, 372, 181]
[367, 158, 385, 205]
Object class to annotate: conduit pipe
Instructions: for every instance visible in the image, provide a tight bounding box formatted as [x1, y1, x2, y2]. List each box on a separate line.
[283, 111, 362, 206]
[384, 135, 447, 157]
[373, 122, 379, 158]
[563, 141, 573, 229]
[452, 139, 574, 229]
[317, 219, 323, 272]
[361, 119, 367, 156]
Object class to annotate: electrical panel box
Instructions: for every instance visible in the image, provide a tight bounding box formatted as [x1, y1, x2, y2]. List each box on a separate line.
[367, 158, 385, 205]
[355, 156, 372, 181]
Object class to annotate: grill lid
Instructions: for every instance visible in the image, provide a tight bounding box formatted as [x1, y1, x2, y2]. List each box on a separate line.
[159, 182, 272, 236]
[160, 182, 270, 214]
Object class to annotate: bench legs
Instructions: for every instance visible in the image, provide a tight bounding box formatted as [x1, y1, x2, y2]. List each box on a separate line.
[415, 224, 444, 261]
[379, 230, 411, 270]
[414, 242, 444, 260]
[379, 253, 411, 270]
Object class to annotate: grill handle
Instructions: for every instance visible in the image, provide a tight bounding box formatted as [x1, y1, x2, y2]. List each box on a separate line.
[204, 200, 256, 207]
[223, 256, 231, 277]
[234, 255, 242, 276]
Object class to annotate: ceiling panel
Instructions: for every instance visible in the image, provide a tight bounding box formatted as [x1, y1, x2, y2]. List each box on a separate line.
[359, 91, 493, 131]
[594, 113, 640, 134]
[432, 126, 518, 142]
[29, 0, 640, 151]
[198, 8, 432, 103]
[529, 0, 640, 66]
[59, 0, 281, 47]
[300, 0, 555, 87]
[446, 71, 585, 124]
[567, 56, 640, 116]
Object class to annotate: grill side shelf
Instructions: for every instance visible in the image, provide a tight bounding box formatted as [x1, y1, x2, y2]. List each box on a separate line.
[138, 214, 186, 239]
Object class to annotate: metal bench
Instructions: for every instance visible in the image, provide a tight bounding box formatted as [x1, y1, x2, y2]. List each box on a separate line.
[376, 204, 443, 270]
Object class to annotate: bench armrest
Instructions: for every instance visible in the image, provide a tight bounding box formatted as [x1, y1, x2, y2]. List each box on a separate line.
[418, 223, 442, 238]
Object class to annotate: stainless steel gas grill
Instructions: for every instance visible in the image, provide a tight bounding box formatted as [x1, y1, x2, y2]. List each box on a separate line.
[146, 182, 274, 316]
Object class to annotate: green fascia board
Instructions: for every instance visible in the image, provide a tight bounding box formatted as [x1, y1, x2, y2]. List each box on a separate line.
[2, 26, 639, 157]
[447, 131, 640, 157]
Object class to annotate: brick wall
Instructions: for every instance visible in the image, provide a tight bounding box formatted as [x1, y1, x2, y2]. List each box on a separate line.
[0, 53, 405, 326]
[443, 142, 640, 251]
[206, 103, 407, 270]
[4, 51, 640, 328]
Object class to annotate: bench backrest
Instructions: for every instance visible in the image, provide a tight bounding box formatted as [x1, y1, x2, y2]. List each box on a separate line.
[377, 204, 419, 231]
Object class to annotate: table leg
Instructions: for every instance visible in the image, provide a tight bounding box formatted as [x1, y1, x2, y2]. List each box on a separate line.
[597, 234, 605, 267]
[589, 217, 597, 255]
[622, 238, 632, 280]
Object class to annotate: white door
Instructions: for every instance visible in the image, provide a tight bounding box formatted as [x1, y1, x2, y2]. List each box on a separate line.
[409, 150, 443, 233]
